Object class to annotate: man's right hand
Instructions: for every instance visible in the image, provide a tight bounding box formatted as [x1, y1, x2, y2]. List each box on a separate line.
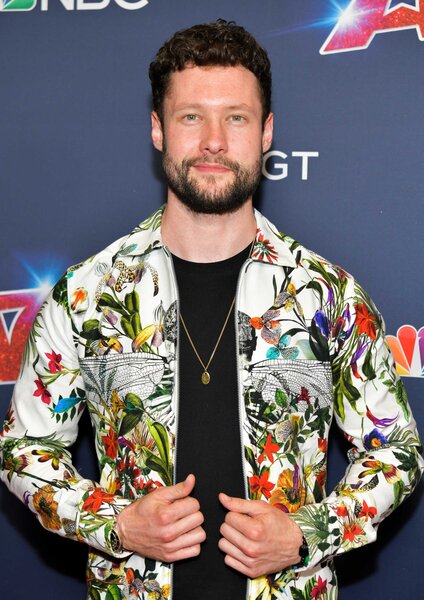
[115, 473, 205, 562]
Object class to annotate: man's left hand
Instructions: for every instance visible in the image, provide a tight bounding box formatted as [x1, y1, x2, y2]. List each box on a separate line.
[218, 493, 303, 578]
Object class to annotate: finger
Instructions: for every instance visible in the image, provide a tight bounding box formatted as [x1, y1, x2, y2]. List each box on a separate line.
[165, 525, 206, 554]
[218, 536, 253, 568]
[165, 542, 203, 563]
[163, 511, 205, 541]
[160, 474, 196, 503]
[219, 493, 267, 516]
[223, 553, 255, 578]
[223, 511, 260, 538]
[220, 521, 253, 554]
[166, 495, 201, 522]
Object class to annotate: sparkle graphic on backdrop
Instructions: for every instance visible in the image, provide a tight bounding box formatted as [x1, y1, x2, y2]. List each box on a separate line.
[0, 257, 63, 385]
[320, 0, 424, 53]
[0, 289, 46, 384]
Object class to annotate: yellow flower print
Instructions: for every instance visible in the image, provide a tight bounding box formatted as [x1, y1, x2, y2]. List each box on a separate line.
[269, 466, 306, 513]
[32, 484, 61, 531]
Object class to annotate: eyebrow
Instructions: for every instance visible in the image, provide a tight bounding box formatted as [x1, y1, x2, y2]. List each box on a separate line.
[173, 102, 254, 112]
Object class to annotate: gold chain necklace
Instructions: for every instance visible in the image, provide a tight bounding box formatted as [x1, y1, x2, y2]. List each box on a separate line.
[180, 298, 235, 385]
[179, 238, 255, 385]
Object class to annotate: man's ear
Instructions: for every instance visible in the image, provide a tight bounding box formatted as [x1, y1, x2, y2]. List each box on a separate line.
[151, 111, 164, 151]
[262, 112, 274, 153]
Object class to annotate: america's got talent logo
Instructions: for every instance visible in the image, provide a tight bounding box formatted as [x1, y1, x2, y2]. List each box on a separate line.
[321, 0, 424, 54]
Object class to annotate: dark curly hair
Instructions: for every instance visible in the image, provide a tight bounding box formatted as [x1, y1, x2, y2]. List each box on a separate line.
[149, 20, 272, 124]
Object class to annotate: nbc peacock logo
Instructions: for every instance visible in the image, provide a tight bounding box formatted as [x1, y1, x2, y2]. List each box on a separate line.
[387, 325, 424, 378]
[0, 0, 36, 9]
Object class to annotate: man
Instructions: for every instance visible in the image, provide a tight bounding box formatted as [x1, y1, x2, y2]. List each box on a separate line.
[1, 20, 422, 600]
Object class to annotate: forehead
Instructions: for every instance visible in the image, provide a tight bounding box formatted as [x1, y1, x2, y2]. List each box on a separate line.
[164, 65, 263, 111]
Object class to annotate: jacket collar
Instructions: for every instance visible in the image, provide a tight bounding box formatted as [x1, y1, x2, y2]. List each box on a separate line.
[120, 205, 297, 269]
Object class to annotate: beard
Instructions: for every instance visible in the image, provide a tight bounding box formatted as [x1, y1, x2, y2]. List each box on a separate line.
[162, 146, 263, 215]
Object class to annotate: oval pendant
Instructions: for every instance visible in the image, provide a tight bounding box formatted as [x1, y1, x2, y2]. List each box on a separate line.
[201, 371, 210, 385]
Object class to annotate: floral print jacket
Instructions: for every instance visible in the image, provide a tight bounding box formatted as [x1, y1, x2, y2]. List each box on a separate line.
[1, 207, 423, 600]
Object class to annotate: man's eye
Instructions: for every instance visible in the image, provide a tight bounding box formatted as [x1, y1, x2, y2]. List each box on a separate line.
[230, 115, 246, 123]
[184, 114, 198, 121]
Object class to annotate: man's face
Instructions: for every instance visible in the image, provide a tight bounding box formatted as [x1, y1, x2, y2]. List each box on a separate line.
[151, 65, 273, 215]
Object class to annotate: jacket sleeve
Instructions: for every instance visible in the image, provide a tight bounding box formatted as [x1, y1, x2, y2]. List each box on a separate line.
[0, 277, 132, 558]
[289, 267, 424, 570]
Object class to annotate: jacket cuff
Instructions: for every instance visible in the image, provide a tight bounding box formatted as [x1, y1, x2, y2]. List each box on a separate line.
[288, 503, 341, 571]
[76, 487, 133, 558]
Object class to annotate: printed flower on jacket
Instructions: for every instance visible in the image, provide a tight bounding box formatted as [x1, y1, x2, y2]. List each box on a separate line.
[249, 310, 281, 345]
[354, 302, 377, 340]
[358, 500, 377, 521]
[33, 379, 52, 405]
[252, 230, 279, 263]
[1, 406, 15, 434]
[249, 470, 275, 499]
[269, 466, 306, 513]
[359, 460, 400, 484]
[32, 449, 64, 470]
[82, 487, 116, 514]
[33, 484, 61, 531]
[363, 428, 388, 450]
[70, 287, 88, 312]
[274, 283, 303, 316]
[311, 576, 327, 599]
[102, 426, 118, 460]
[45, 350, 63, 373]
[258, 433, 280, 464]
[3, 454, 30, 482]
[343, 521, 365, 545]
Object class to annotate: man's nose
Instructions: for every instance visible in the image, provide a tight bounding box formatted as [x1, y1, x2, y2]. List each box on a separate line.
[199, 119, 228, 155]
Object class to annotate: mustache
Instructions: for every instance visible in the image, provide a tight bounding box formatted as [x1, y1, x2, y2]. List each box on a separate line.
[182, 156, 240, 172]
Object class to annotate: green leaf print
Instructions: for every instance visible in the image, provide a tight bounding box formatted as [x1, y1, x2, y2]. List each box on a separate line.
[105, 585, 122, 600]
[395, 380, 410, 420]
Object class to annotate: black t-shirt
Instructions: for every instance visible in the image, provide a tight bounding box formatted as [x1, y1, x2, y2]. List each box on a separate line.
[172, 245, 251, 600]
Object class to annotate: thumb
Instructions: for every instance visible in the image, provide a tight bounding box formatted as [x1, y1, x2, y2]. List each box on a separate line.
[219, 492, 269, 515]
[162, 473, 196, 503]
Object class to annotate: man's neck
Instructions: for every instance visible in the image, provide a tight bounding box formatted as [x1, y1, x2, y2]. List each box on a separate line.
[161, 196, 257, 263]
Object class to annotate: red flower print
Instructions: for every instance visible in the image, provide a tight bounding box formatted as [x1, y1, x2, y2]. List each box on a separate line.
[336, 504, 349, 517]
[252, 230, 279, 263]
[312, 576, 327, 599]
[343, 522, 364, 542]
[249, 471, 275, 499]
[34, 379, 52, 405]
[82, 488, 116, 514]
[102, 427, 118, 460]
[354, 303, 376, 340]
[45, 350, 63, 373]
[258, 434, 280, 464]
[318, 437, 327, 453]
[358, 500, 377, 521]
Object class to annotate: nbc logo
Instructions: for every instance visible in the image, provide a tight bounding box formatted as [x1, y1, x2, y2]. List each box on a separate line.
[0, 0, 36, 9]
[387, 325, 424, 378]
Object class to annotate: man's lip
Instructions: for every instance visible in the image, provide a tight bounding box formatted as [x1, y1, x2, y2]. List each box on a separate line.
[192, 163, 232, 173]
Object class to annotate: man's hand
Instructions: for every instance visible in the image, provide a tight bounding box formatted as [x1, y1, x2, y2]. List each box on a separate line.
[116, 474, 205, 562]
[218, 493, 303, 578]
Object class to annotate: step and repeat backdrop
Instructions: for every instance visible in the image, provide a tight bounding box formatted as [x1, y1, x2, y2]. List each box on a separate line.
[1, 1, 423, 597]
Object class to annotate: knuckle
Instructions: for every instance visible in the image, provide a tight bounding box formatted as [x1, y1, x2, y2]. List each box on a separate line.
[163, 552, 174, 563]
[244, 543, 258, 559]
[157, 508, 173, 527]
[161, 527, 175, 544]
[191, 498, 200, 512]
[249, 525, 263, 542]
